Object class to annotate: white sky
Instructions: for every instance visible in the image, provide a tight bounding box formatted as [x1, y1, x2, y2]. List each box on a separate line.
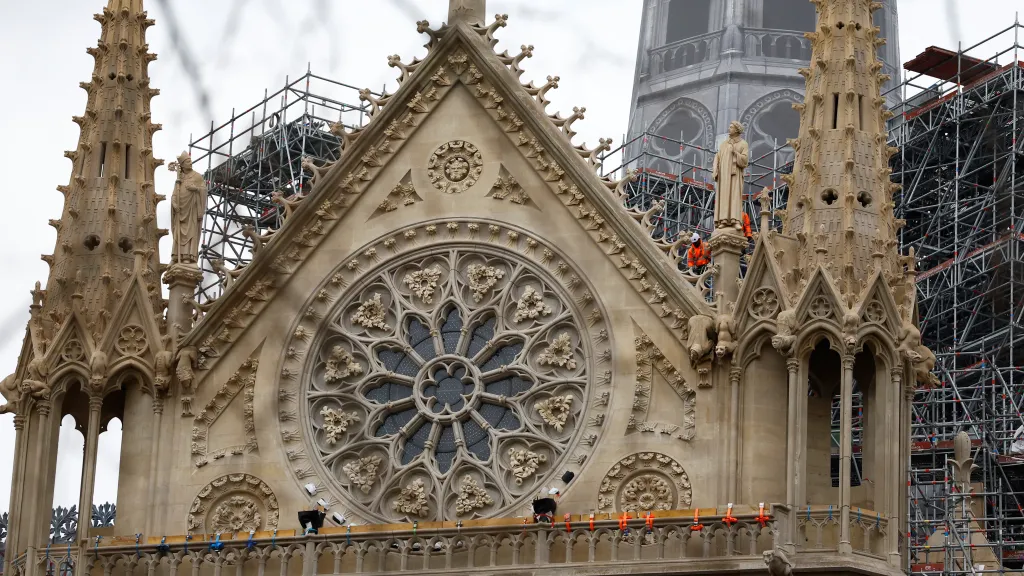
[0, 0, 1019, 518]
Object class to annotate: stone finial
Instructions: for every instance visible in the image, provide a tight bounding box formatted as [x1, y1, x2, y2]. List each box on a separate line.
[449, 0, 486, 26]
[951, 431, 977, 487]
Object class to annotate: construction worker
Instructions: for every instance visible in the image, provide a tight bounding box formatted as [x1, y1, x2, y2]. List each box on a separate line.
[740, 212, 755, 276]
[687, 232, 711, 275]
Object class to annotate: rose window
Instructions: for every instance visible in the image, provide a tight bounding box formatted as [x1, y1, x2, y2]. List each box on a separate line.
[304, 247, 593, 522]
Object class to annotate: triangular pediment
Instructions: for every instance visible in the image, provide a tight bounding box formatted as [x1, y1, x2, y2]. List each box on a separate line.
[181, 16, 711, 368]
[734, 235, 790, 332]
[100, 273, 164, 365]
[628, 322, 696, 441]
[794, 266, 845, 326]
[45, 312, 93, 372]
[855, 271, 903, 338]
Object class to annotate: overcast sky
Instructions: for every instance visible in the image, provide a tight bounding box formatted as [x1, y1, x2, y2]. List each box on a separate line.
[0, 0, 1019, 520]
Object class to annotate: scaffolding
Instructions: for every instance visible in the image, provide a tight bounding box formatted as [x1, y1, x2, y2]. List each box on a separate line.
[188, 69, 376, 303]
[889, 23, 1024, 575]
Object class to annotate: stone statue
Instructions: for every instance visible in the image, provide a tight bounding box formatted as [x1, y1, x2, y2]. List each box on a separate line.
[686, 315, 716, 366]
[176, 346, 199, 416]
[715, 311, 736, 359]
[712, 121, 749, 231]
[842, 308, 860, 352]
[169, 152, 207, 264]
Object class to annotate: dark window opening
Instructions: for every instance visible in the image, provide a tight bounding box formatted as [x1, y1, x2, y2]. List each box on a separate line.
[857, 95, 864, 129]
[98, 142, 107, 178]
[763, 0, 817, 32]
[124, 144, 131, 179]
[832, 93, 840, 129]
[666, 0, 711, 44]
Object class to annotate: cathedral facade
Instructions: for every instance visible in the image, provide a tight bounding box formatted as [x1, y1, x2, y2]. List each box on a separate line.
[1, 1, 931, 575]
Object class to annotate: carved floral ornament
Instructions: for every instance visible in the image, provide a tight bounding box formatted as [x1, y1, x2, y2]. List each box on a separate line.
[115, 324, 148, 356]
[187, 474, 279, 533]
[276, 227, 611, 524]
[597, 453, 692, 513]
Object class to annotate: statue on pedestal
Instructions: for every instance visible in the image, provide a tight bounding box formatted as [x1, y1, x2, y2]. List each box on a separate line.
[169, 152, 207, 264]
[712, 121, 749, 231]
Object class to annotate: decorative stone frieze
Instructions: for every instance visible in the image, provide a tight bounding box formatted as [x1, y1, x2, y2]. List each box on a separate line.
[428, 140, 484, 194]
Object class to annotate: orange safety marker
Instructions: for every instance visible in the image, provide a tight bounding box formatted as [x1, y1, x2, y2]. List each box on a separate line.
[589, 513, 595, 531]
[691, 508, 704, 532]
[564, 514, 572, 532]
[723, 503, 738, 527]
[755, 502, 770, 527]
[645, 511, 654, 532]
[618, 512, 631, 531]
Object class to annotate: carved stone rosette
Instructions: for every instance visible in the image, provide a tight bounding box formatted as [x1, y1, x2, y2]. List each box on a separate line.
[187, 474, 279, 533]
[277, 220, 611, 524]
[597, 453, 692, 513]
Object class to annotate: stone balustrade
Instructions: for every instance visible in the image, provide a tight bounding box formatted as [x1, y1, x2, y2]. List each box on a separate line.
[649, 31, 721, 75]
[4, 505, 900, 576]
[743, 29, 812, 61]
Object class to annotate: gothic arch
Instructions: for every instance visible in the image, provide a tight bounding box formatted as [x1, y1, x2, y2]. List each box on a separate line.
[735, 324, 777, 366]
[645, 97, 716, 174]
[740, 89, 804, 183]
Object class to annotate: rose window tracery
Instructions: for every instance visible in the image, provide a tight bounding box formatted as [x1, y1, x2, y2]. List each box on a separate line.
[303, 246, 594, 522]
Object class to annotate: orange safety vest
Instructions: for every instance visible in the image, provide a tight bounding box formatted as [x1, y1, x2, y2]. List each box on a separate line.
[742, 213, 752, 239]
[687, 241, 711, 268]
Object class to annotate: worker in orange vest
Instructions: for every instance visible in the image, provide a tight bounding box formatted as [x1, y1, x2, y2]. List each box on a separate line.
[741, 212, 753, 241]
[687, 232, 711, 275]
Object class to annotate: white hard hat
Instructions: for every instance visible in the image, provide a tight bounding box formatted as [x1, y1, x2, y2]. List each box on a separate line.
[691, 232, 700, 243]
[548, 488, 560, 496]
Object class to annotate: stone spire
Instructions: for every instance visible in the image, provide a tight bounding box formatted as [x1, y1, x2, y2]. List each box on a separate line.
[43, 0, 165, 337]
[782, 0, 902, 301]
[448, 0, 487, 26]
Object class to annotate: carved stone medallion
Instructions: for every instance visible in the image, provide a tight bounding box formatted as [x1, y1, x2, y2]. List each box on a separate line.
[427, 140, 484, 194]
[597, 453, 692, 513]
[116, 325, 148, 356]
[187, 474, 279, 533]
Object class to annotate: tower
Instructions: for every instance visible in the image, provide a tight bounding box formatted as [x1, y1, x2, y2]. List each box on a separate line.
[626, 0, 900, 181]
[1, 2, 167, 574]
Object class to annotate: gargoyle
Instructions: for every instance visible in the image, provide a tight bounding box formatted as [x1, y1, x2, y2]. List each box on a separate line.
[842, 308, 860, 351]
[714, 312, 736, 359]
[154, 334, 174, 395]
[686, 315, 716, 366]
[772, 309, 797, 355]
[898, 322, 939, 388]
[763, 548, 793, 576]
[0, 374, 22, 414]
[88, 350, 108, 395]
[176, 346, 199, 416]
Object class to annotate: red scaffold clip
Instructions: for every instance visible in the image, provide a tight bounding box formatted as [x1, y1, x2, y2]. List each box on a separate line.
[589, 513, 595, 531]
[723, 503, 738, 527]
[564, 513, 572, 532]
[618, 512, 631, 532]
[645, 511, 654, 532]
[691, 508, 704, 532]
[755, 502, 771, 527]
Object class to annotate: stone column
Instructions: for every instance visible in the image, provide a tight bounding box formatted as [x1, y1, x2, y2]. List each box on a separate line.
[709, 232, 747, 307]
[728, 365, 743, 502]
[163, 263, 203, 343]
[838, 354, 854, 554]
[3, 414, 27, 576]
[145, 395, 165, 535]
[25, 402, 52, 576]
[887, 366, 903, 566]
[76, 396, 103, 543]
[785, 358, 800, 505]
